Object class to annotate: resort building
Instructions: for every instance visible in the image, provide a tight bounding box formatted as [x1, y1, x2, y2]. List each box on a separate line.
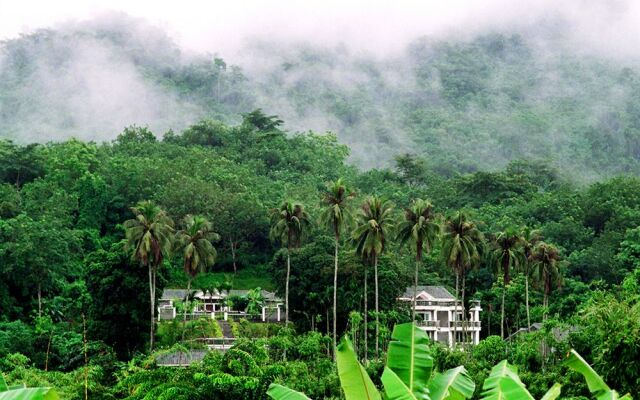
[158, 288, 284, 322]
[398, 285, 482, 347]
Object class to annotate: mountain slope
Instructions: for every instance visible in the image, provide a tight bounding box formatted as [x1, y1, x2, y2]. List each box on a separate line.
[1, 14, 640, 180]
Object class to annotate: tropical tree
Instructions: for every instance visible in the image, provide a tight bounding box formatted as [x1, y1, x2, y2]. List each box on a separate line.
[320, 178, 355, 359]
[397, 199, 440, 322]
[123, 200, 174, 351]
[175, 215, 219, 327]
[530, 242, 563, 322]
[490, 227, 523, 339]
[352, 196, 394, 360]
[520, 227, 542, 329]
[441, 212, 484, 347]
[270, 201, 311, 326]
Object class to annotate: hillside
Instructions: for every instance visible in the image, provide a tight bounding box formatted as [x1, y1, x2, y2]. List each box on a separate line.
[2, 14, 640, 180]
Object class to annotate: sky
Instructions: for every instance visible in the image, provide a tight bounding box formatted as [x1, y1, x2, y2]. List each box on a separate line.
[1, 0, 639, 58]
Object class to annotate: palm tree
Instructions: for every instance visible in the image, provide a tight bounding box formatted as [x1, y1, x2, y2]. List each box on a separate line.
[441, 212, 483, 347]
[269, 201, 311, 326]
[491, 227, 523, 339]
[396, 199, 440, 323]
[352, 196, 394, 360]
[175, 215, 220, 331]
[123, 200, 174, 351]
[530, 242, 563, 322]
[520, 227, 542, 329]
[320, 178, 355, 359]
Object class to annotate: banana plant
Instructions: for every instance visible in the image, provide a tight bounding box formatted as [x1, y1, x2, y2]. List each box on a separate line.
[480, 360, 561, 400]
[0, 374, 58, 400]
[565, 350, 632, 400]
[481, 350, 632, 400]
[267, 323, 475, 400]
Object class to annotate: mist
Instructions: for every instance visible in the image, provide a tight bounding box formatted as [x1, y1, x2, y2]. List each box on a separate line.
[2, 2, 640, 179]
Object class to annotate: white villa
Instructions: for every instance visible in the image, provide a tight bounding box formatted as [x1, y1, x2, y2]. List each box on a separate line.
[398, 285, 482, 347]
[158, 288, 284, 322]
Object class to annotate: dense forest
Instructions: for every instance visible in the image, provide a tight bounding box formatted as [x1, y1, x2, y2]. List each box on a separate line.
[1, 111, 639, 398]
[1, 13, 639, 400]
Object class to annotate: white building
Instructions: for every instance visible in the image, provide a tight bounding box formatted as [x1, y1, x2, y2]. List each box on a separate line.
[158, 288, 284, 322]
[398, 286, 482, 347]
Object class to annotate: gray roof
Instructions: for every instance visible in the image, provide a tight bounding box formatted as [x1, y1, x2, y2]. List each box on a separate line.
[156, 350, 208, 366]
[401, 286, 456, 300]
[161, 289, 189, 300]
[161, 288, 281, 302]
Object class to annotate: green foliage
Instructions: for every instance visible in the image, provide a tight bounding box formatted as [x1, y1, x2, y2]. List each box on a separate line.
[0, 373, 58, 400]
[267, 383, 311, 400]
[384, 323, 433, 398]
[336, 338, 381, 400]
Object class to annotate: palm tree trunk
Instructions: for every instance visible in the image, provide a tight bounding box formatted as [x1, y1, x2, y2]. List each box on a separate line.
[525, 275, 531, 330]
[543, 289, 549, 322]
[363, 262, 368, 364]
[333, 237, 339, 361]
[453, 271, 459, 348]
[501, 282, 505, 339]
[148, 264, 155, 352]
[285, 248, 291, 325]
[182, 278, 192, 341]
[374, 255, 379, 359]
[413, 258, 419, 323]
[37, 281, 42, 318]
[461, 271, 467, 347]
[230, 239, 237, 274]
[45, 328, 53, 371]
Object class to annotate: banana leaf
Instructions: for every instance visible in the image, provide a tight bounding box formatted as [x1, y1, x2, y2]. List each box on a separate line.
[565, 350, 631, 400]
[336, 338, 381, 400]
[385, 323, 433, 399]
[428, 366, 475, 400]
[267, 383, 311, 400]
[0, 374, 58, 400]
[480, 360, 534, 400]
[540, 383, 562, 400]
[381, 367, 418, 400]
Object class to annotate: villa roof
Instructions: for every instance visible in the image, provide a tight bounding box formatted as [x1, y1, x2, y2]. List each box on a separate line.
[160, 288, 281, 302]
[156, 350, 208, 366]
[161, 289, 189, 300]
[401, 286, 456, 300]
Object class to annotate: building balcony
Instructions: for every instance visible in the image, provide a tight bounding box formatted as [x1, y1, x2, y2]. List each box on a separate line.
[449, 321, 481, 329]
[416, 320, 439, 328]
[415, 300, 460, 307]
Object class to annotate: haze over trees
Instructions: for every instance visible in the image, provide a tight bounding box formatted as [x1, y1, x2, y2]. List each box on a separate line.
[3, 14, 640, 180]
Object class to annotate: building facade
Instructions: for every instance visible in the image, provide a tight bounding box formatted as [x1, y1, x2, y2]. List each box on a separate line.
[398, 286, 482, 347]
[158, 288, 284, 322]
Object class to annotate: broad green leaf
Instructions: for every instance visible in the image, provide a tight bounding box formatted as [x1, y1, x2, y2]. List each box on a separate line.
[481, 360, 534, 400]
[0, 376, 58, 400]
[0, 387, 59, 400]
[565, 350, 629, 400]
[386, 323, 433, 399]
[381, 367, 417, 400]
[565, 350, 610, 394]
[428, 366, 475, 400]
[267, 383, 312, 400]
[540, 383, 562, 400]
[336, 338, 381, 400]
